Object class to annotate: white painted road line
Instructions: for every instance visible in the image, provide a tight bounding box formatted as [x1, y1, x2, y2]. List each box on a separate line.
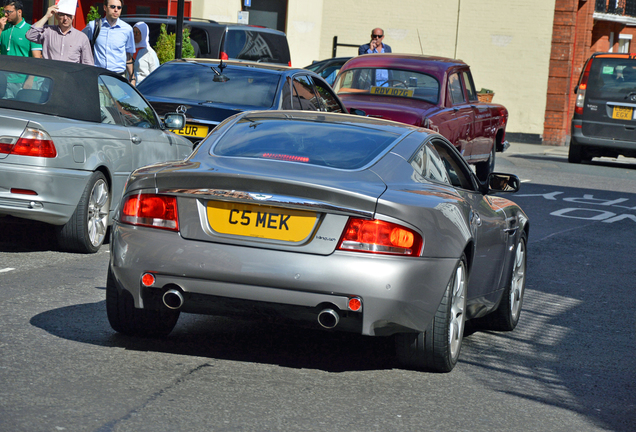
[0, 268, 16, 274]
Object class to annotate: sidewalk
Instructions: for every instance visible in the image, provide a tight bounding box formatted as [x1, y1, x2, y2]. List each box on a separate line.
[505, 141, 569, 157]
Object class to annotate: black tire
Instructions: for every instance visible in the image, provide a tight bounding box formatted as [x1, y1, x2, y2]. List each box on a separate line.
[395, 255, 468, 372]
[106, 268, 180, 337]
[483, 232, 527, 331]
[56, 171, 110, 253]
[568, 142, 592, 163]
[475, 144, 495, 182]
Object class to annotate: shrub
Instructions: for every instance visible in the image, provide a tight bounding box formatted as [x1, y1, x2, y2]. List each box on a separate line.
[86, 5, 101, 23]
[155, 23, 195, 64]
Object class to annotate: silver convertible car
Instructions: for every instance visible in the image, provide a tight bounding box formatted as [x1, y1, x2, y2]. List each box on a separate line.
[107, 111, 529, 372]
[0, 57, 192, 253]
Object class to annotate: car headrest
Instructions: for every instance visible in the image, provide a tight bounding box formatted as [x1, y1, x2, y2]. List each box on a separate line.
[15, 89, 47, 103]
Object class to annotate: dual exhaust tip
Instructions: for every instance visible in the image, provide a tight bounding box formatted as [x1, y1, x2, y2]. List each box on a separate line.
[163, 288, 341, 330]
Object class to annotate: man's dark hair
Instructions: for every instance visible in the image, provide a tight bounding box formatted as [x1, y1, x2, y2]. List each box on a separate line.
[103, 0, 124, 6]
[3, 0, 24, 11]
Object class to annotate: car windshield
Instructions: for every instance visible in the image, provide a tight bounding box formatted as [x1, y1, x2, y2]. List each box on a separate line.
[213, 117, 401, 169]
[0, 70, 53, 104]
[334, 68, 439, 104]
[586, 57, 636, 99]
[225, 30, 290, 65]
[137, 62, 280, 108]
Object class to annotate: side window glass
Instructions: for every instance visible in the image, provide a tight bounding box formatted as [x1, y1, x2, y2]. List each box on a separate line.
[410, 143, 450, 184]
[281, 76, 293, 109]
[462, 71, 478, 102]
[448, 73, 466, 105]
[292, 76, 319, 111]
[311, 78, 343, 113]
[98, 78, 122, 125]
[101, 75, 159, 128]
[430, 138, 474, 190]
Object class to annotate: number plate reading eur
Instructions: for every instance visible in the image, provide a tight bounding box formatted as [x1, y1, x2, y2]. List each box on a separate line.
[206, 202, 317, 242]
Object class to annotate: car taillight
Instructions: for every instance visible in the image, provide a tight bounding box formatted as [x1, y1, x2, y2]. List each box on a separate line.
[337, 218, 423, 256]
[575, 59, 593, 115]
[120, 193, 179, 231]
[0, 127, 56, 157]
[288, 61, 292, 67]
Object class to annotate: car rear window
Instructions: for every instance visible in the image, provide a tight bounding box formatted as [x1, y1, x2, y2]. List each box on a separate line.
[0, 70, 53, 104]
[586, 57, 636, 99]
[334, 68, 439, 104]
[212, 117, 401, 169]
[137, 62, 280, 108]
[224, 29, 291, 65]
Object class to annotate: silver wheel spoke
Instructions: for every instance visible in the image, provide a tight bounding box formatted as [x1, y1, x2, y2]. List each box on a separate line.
[87, 179, 109, 247]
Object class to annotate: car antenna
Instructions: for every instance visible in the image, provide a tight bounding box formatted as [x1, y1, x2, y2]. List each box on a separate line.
[211, 59, 229, 82]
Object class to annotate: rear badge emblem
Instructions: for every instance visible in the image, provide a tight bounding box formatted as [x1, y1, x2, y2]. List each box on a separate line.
[250, 193, 272, 200]
[176, 105, 188, 114]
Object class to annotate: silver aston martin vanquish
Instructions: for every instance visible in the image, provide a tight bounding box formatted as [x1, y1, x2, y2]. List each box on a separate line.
[107, 110, 529, 372]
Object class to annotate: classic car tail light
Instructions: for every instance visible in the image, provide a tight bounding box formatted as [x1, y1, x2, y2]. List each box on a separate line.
[0, 128, 56, 157]
[337, 218, 423, 256]
[121, 193, 179, 231]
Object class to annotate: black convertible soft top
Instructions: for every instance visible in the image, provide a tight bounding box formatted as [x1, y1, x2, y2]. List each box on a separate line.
[0, 56, 125, 123]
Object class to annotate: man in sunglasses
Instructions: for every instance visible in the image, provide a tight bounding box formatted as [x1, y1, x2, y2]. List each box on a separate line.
[358, 28, 391, 55]
[82, 0, 135, 84]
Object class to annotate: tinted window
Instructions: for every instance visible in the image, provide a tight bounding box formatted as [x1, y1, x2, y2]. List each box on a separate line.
[430, 138, 474, 190]
[0, 70, 53, 103]
[448, 73, 465, 104]
[101, 76, 159, 128]
[138, 62, 280, 108]
[410, 143, 450, 184]
[224, 30, 290, 65]
[586, 57, 636, 99]
[462, 71, 478, 102]
[312, 78, 344, 113]
[213, 117, 400, 169]
[335, 68, 439, 104]
[98, 79, 122, 125]
[291, 76, 319, 111]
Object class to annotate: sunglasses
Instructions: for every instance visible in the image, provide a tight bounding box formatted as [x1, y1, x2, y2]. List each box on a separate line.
[108, 5, 122, 10]
[371, 34, 383, 38]
[3, 9, 16, 14]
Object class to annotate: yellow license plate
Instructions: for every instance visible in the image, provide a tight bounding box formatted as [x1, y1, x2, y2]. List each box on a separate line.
[171, 124, 209, 138]
[612, 106, 633, 120]
[371, 86, 414, 97]
[206, 201, 317, 242]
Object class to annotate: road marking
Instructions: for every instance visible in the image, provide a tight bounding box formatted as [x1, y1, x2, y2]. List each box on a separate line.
[0, 268, 16, 274]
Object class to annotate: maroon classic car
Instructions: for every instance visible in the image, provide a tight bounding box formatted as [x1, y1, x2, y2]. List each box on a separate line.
[333, 54, 509, 181]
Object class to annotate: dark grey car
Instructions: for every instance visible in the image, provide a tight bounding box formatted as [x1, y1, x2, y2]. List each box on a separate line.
[0, 57, 193, 253]
[570, 52, 636, 163]
[106, 111, 529, 373]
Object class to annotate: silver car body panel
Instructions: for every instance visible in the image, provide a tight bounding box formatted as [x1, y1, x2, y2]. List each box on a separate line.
[0, 108, 192, 226]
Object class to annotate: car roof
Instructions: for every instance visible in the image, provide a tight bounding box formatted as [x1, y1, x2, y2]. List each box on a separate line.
[342, 53, 468, 75]
[121, 15, 287, 35]
[0, 56, 124, 123]
[176, 58, 293, 72]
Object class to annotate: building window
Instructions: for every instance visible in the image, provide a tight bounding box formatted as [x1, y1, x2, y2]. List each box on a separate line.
[618, 34, 632, 53]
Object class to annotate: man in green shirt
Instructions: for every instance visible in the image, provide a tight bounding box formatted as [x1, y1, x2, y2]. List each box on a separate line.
[1, 0, 43, 98]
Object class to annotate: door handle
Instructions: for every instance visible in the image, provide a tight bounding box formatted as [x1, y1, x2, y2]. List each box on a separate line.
[131, 135, 141, 144]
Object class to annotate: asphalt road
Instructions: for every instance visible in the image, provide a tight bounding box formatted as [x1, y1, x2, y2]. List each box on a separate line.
[0, 144, 634, 432]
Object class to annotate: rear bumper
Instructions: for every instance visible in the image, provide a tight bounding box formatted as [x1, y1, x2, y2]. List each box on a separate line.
[571, 120, 636, 154]
[0, 163, 90, 225]
[110, 223, 458, 336]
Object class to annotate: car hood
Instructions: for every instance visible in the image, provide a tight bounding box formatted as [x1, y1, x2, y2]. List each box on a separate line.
[145, 96, 274, 124]
[338, 94, 438, 127]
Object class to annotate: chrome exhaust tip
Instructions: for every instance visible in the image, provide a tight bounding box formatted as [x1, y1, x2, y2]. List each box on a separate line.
[317, 308, 339, 329]
[162, 289, 184, 310]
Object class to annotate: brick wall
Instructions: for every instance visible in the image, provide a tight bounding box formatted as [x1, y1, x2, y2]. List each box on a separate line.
[543, 0, 593, 146]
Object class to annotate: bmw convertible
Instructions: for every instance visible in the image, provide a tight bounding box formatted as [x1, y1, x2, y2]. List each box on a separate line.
[107, 111, 528, 372]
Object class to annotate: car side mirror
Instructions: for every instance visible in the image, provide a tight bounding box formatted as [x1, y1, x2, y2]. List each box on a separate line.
[486, 173, 520, 194]
[164, 112, 186, 130]
[349, 108, 367, 116]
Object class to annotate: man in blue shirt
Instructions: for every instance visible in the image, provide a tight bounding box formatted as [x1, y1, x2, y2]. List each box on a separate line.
[82, 0, 135, 85]
[358, 28, 392, 55]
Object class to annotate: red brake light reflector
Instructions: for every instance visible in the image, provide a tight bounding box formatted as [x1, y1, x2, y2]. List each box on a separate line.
[338, 218, 423, 256]
[348, 297, 362, 312]
[262, 153, 309, 163]
[141, 273, 156, 287]
[0, 128, 56, 157]
[121, 193, 179, 231]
